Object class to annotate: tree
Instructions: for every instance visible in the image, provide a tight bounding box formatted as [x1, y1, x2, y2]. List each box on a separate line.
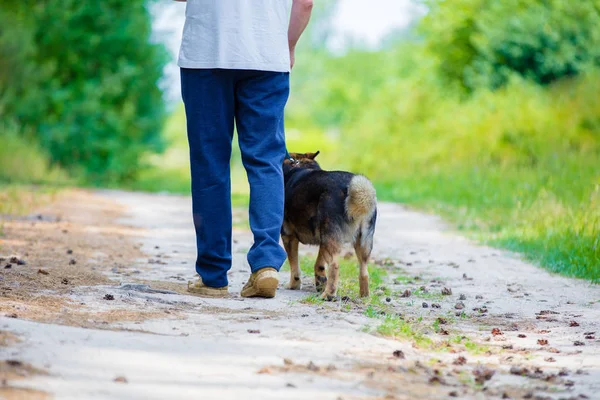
[1, 0, 168, 183]
[421, 0, 600, 91]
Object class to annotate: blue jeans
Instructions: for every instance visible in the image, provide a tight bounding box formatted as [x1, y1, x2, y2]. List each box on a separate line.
[180, 68, 289, 288]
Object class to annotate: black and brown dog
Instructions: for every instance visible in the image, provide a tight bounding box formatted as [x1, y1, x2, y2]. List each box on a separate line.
[281, 152, 377, 300]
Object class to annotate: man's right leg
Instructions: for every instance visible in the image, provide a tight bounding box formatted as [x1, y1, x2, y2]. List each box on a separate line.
[181, 68, 235, 290]
[234, 70, 289, 298]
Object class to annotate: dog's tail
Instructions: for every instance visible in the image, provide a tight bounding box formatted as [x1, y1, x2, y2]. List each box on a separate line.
[345, 175, 377, 221]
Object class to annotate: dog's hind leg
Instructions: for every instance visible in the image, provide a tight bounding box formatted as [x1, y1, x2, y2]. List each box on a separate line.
[354, 212, 376, 297]
[354, 237, 371, 297]
[282, 235, 301, 290]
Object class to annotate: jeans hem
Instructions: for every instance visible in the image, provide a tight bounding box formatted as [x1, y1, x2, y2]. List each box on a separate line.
[251, 263, 284, 274]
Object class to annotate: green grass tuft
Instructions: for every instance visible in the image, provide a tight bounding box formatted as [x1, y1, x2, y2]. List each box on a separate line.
[375, 315, 433, 348]
[411, 287, 444, 301]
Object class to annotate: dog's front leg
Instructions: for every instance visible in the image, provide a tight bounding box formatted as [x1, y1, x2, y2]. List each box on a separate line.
[316, 241, 340, 301]
[313, 246, 330, 293]
[282, 235, 301, 290]
[321, 258, 340, 301]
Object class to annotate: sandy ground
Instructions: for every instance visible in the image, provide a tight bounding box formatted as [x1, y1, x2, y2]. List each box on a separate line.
[1, 189, 599, 400]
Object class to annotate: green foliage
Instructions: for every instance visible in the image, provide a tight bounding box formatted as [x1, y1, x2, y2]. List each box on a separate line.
[340, 71, 599, 280]
[0, 122, 67, 184]
[0, 7, 36, 107]
[421, 0, 600, 90]
[281, 2, 600, 281]
[0, 1, 167, 183]
[289, 42, 428, 131]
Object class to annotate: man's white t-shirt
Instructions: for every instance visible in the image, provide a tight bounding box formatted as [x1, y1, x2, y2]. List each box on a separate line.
[178, 0, 292, 72]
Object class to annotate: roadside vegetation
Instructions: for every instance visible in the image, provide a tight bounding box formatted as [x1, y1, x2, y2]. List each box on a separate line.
[284, 1, 600, 281]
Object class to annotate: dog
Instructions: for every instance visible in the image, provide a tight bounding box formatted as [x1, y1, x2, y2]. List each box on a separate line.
[281, 151, 377, 300]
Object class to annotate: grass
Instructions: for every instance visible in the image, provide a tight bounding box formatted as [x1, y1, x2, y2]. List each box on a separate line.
[449, 335, 490, 355]
[0, 122, 67, 230]
[375, 314, 433, 348]
[301, 294, 325, 305]
[0, 123, 67, 235]
[0, 184, 62, 238]
[0, 122, 68, 185]
[0, 185, 61, 216]
[411, 286, 444, 301]
[456, 370, 476, 388]
[280, 255, 389, 307]
[373, 316, 493, 354]
[374, 160, 599, 282]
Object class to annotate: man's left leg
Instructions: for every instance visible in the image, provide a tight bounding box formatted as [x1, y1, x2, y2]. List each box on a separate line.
[181, 68, 235, 297]
[234, 70, 290, 298]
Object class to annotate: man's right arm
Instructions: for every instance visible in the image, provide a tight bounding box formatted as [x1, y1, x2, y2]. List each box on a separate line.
[288, 0, 313, 69]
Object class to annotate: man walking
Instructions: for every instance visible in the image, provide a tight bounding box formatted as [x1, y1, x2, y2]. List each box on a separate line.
[177, 0, 313, 298]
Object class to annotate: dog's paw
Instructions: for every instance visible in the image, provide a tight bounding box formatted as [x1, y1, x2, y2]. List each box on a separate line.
[286, 281, 302, 290]
[315, 276, 327, 292]
[320, 292, 338, 302]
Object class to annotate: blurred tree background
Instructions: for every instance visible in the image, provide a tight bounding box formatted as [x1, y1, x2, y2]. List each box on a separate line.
[284, 0, 600, 281]
[0, 0, 167, 184]
[0, 0, 598, 280]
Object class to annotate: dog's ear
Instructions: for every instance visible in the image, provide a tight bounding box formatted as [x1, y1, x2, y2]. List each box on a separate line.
[307, 151, 320, 160]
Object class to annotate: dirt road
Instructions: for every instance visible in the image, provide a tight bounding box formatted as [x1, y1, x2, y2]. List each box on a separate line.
[1, 190, 599, 400]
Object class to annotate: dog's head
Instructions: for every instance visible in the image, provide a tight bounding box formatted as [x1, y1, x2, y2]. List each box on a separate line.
[283, 151, 321, 174]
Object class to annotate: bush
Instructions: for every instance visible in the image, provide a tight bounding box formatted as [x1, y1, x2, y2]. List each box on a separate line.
[421, 0, 600, 90]
[0, 1, 168, 183]
[0, 122, 66, 184]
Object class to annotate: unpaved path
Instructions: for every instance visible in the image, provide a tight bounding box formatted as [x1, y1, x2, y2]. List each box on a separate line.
[1, 190, 599, 400]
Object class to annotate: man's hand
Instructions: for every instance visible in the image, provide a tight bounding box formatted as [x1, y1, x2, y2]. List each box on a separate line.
[288, 0, 313, 69]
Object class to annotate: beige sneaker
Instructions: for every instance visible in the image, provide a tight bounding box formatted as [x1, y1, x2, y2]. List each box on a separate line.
[187, 276, 228, 297]
[240, 267, 279, 298]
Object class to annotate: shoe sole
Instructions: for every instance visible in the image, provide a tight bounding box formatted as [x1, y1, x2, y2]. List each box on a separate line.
[241, 270, 279, 298]
[187, 282, 229, 298]
[187, 289, 229, 298]
[187, 288, 229, 298]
